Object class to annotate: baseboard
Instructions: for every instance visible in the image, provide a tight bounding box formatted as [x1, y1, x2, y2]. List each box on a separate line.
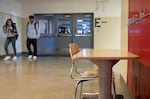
[0, 52, 26, 59]
[0, 52, 69, 59]
[120, 75, 135, 99]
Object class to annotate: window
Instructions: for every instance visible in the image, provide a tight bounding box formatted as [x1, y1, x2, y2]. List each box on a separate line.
[76, 17, 91, 34]
[57, 15, 72, 34]
[39, 19, 48, 34]
[37, 15, 54, 36]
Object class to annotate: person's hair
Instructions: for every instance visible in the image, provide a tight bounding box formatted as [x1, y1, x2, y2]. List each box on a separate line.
[5, 18, 13, 26]
[29, 15, 34, 19]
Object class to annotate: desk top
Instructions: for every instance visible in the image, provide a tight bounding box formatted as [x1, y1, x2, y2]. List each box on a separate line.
[73, 49, 139, 60]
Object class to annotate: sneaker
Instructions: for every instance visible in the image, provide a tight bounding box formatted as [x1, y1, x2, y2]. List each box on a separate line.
[12, 56, 17, 60]
[3, 56, 11, 61]
[33, 56, 37, 60]
[28, 55, 32, 59]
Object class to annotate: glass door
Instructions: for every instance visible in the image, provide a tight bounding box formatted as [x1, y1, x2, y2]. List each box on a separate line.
[36, 15, 55, 36]
[55, 14, 73, 55]
[35, 15, 56, 55]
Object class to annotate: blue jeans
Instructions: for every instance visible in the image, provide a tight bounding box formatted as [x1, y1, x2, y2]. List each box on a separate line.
[4, 36, 17, 56]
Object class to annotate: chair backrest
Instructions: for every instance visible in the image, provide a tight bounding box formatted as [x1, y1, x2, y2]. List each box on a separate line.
[69, 43, 80, 79]
[69, 43, 80, 61]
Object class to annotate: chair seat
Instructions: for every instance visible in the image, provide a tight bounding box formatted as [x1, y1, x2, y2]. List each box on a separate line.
[81, 69, 115, 78]
[81, 69, 99, 78]
[82, 92, 99, 99]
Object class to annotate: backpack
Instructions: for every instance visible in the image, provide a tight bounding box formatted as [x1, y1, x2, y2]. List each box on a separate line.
[12, 23, 18, 33]
[12, 23, 19, 40]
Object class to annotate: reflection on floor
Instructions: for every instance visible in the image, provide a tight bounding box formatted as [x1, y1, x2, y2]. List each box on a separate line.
[0, 57, 127, 99]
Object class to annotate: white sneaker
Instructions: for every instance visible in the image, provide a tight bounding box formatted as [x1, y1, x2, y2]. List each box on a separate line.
[33, 56, 37, 60]
[28, 55, 32, 59]
[3, 56, 11, 61]
[12, 56, 17, 60]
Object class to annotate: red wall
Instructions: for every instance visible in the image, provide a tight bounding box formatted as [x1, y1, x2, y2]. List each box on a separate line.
[128, 0, 150, 98]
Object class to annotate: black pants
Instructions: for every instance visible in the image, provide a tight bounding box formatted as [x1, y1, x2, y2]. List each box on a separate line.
[26, 38, 37, 56]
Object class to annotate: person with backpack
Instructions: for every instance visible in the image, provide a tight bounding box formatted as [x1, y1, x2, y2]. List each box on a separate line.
[26, 15, 39, 60]
[3, 18, 18, 61]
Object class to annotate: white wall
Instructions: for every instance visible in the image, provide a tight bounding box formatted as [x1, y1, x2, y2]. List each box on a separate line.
[22, 0, 121, 17]
[0, 13, 23, 55]
[22, 0, 121, 49]
[0, 0, 23, 55]
[94, 17, 121, 49]
[0, 0, 23, 17]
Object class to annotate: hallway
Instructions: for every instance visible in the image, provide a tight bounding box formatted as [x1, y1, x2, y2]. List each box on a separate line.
[0, 57, 95, 99]
[0, 57, 74, 99]
[0, 57, 126, 99]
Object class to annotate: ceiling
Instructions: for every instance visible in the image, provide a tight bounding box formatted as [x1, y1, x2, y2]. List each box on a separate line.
[16, 0, 55, 3]
[16, 0, 80, 3]
[16, 0, 99, 3]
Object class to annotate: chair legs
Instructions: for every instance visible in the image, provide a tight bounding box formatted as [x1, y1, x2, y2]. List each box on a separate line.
[75, 65, 80, 74]
[73, 80, 87, 99]
[73, 80, 81, 99]
[73, 78, 116, 99]
[79, 82, 83, 99]
[112, 78, 116, 99]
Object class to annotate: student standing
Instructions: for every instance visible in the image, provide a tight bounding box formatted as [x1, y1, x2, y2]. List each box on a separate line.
[26, 15, 39, 60]
[3, 19, 18, 61]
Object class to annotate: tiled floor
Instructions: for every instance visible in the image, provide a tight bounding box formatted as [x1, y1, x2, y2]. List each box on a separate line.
[0, 56, 126, 99]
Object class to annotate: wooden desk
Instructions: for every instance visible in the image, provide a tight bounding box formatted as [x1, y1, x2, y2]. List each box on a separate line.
[73, 49, 139, 99]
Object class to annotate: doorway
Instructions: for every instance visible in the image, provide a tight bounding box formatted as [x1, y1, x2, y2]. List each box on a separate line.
[35, 13, 94, 55]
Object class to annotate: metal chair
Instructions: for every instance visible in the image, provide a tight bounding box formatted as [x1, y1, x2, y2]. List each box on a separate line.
[69, 43, 116, 99]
